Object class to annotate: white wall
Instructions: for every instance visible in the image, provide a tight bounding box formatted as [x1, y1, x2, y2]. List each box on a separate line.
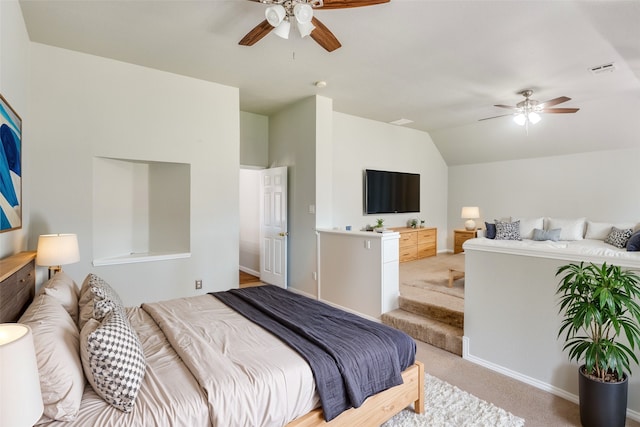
[27, 43, 240, 306]
[331, 112, 449, 250]
[240, 111, 268, 168]
[448, 148, 640, 248]
[239, 168, 260, 274]
[269, 96, 319, 295]
[0, 0, 30, 258]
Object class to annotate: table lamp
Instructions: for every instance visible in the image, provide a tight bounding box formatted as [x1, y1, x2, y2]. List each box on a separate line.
[461, 206, 480, 231]
[36, 233, 80, 279]
[0, 323, 43, 427]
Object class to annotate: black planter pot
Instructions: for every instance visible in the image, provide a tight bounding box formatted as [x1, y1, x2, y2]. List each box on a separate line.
[579, 365, 628, 427]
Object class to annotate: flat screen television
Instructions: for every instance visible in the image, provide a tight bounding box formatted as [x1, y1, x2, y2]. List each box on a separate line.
[364, 169, 420, 214]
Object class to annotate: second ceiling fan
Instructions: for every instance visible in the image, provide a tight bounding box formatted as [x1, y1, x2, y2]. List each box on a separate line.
[480, 89, 580, 127]
[239, 0, 390, 52]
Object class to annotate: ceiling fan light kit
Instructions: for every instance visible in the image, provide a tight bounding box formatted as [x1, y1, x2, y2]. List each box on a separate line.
[240, 0, 390, 52]
[480, 89, 580, 132]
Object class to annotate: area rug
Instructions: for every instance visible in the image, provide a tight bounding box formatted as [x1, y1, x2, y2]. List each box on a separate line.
[400, 254, 465, 299]
[383, 374, 525, 427]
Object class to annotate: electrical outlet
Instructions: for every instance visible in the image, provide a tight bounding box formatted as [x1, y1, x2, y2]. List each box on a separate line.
[195, 279, 202, 290]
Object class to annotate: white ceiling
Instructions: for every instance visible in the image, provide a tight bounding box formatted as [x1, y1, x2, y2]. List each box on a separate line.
[18, 0, 640, 165]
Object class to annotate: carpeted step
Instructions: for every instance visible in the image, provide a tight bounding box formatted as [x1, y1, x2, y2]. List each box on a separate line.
[381, 309, 463, 356]
[398, 293, 464, 329]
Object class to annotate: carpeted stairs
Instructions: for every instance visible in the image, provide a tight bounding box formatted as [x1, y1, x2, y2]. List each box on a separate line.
[382, 285, 464, 356]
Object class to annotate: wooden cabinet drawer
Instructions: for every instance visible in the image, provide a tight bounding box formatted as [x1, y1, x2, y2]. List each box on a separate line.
[417, 228, 436, 243]
[399, 246, 417, 262]
[399, 231, 417, 247]
[417, 243, 436, 258]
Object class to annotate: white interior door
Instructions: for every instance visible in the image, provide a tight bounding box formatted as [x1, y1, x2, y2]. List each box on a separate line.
[259, 166, 287, 288]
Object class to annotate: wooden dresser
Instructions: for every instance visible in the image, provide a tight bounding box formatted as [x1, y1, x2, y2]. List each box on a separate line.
[0, 251, 37, 322]
[454, 229, 477, 254]
[392, 227, 437, 263]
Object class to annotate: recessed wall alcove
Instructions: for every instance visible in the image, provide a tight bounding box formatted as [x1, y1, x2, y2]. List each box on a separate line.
[92, 157, 191, 266]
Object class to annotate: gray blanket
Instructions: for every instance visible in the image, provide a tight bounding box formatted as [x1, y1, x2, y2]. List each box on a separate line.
[211, 285, 416, 421]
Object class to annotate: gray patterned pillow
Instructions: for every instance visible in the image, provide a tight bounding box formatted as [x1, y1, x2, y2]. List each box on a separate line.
[88, 274, 125, 320]
[80, 309, 146, 412]
[495, 220, 521, 241]
[604, 227, 633, 249]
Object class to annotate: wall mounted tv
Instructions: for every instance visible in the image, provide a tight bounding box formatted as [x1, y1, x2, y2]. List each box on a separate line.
[364, 169, 420, 214]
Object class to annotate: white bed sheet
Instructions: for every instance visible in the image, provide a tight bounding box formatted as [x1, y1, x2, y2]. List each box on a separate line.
[45, 307, 210, 427]
[142, 294, 320, 427]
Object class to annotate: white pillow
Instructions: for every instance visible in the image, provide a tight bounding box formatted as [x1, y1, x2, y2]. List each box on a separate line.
[585, 221, 636, 240]
[546, 217, 586, 241]
[18, 294, 84, 422]
[38, 271, 79, 323]
[514, 217, 544, 240]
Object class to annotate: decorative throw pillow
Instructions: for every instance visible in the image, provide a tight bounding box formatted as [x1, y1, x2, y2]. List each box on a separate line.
[38, 271, 80, 324]
[78, 274, 125, 329]
[495, 220, 521, 241]
[80, 309, 146, 413]
[485, 222, 496, 239]
[604, 227, 633, 249]
[627, 231, 640, 252]
[546, 217, 586, 241]
[18, 294, 84, 422]
[514, 217, 544, 240]
[532, 228, 561, 242]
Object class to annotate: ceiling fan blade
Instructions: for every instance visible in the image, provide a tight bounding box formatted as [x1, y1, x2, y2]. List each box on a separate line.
[321, 0, 390, 9]
[494, 104, 517, 110]
[478, 113, 514, 121]
[540, 107, 580, 114]
[538, 96, 571, 108]
[239, 20, 274, 46]
[310, 17, 342, 52]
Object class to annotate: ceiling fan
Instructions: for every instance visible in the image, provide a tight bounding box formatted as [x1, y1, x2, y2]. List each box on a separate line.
[479, 89, 580, 129]
[239, 0, 390, 52]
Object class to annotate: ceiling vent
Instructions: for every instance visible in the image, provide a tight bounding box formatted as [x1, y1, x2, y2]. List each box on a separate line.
[389, 118, 413, 126]
[589, 62, 616, 75]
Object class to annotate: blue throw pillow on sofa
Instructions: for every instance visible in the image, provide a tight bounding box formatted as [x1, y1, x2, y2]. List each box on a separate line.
[532, 228, 561, 242]
[627, 230, 640, 252]
[485, 222, 496, 239]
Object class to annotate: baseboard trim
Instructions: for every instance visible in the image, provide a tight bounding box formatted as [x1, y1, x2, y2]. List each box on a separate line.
[462, 337, 640, 422]
[239, 266, 260, 277]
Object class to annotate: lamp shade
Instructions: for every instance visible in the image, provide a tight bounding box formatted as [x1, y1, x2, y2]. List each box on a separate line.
[36, 233, 80, 267]
[0, 324, 44, 427]
[461, 206, 480, 219]
[265, 4, 286, 27]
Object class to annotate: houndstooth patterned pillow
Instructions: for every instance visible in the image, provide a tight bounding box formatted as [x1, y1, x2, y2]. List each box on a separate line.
[495, 220, 521, 241]
[80, 309, 146, 412]
[604, 227, 633, 249]
[88, 274, 125, 320]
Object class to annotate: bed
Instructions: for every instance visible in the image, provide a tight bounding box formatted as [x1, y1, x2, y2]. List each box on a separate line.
[0, 252, 424, 427]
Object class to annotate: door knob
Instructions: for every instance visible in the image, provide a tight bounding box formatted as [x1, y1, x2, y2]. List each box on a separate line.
[279, 232, 289, 237]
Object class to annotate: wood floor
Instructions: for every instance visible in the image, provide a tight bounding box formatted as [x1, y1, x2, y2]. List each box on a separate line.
[239, 270, 262, 287]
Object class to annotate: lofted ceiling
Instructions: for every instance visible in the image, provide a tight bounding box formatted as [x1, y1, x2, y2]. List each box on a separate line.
[18, 0, 640, 165]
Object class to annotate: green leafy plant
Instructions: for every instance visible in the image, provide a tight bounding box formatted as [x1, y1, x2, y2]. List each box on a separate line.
[556, 262, 640, 382]
[375, 218, 385, 228]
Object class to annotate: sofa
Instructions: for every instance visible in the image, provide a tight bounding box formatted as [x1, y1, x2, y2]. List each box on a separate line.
[461, 216, 640, 420]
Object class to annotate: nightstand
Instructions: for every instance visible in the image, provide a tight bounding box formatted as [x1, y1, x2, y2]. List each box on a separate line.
[454, 229, 477, 254]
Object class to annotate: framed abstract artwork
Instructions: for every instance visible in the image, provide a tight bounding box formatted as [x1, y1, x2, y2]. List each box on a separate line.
[0, 93, 22, 232]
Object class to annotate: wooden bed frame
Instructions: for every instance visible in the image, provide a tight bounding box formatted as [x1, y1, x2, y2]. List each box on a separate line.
[1, 251, 425, 425]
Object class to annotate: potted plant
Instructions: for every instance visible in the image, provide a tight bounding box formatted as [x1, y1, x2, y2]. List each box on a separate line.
[556, 262, 640, 427]
[374, 218, 385, 232]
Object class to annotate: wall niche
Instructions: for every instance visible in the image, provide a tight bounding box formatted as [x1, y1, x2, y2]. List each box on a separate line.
[93, 157, 190, 266]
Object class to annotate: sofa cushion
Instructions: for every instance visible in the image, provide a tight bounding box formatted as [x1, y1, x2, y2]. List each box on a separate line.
[546, 217, 586, 241]
[514, 217, 544, 240]
[627, 231, 640, 252]
[532, 228, 561, 242]
[485, 222, 496, 239]
[495, 220, 521, 241]
[604, 227, 633, 249]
